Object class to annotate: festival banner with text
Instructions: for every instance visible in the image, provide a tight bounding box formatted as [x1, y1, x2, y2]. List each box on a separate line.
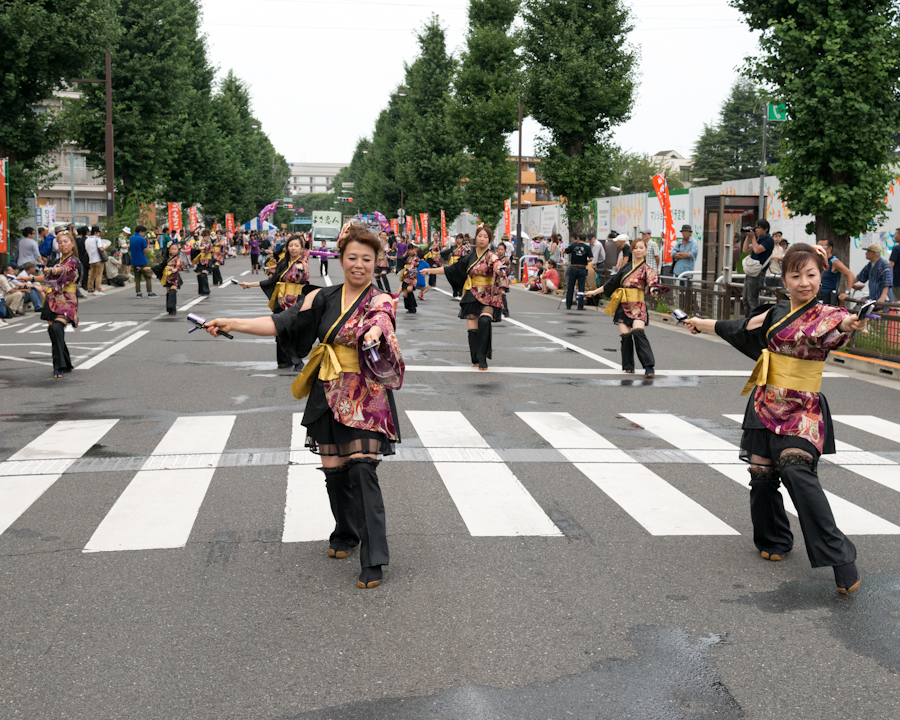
[391, 219, 400, 235]
[504, 199, 511, 238]
[0, 159, 8, 254]
[167, 203, 182, 234]
[420, 214, 429, 242]
[440, 210, 447, 244]
[651, 173, 677, 263]
[188, 206, 199, 232]
[405, 217, 413, 238]
[225, 214, 235, 236]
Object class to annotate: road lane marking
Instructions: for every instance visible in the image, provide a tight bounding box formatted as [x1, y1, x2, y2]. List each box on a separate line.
[0, 419, 119, 535]
[406, 410, 560, 537]
[283, 414, 333, 543]
[240, 270, 251, 276]
[84, 416, 236, 552]
[76, 330, 148, 370]
[324, 274, 333, 287]
[0, 355, 51, 366]
[627, 413, 900, 536]
[178, 296, 208, 312]
[833, 415, 900, 445]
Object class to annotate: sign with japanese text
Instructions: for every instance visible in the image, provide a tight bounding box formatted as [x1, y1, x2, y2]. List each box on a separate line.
[188, 206, 199, 232]
[406, 217, 413, 238]
[168, 203, 182, 234]
[391, 219, 400, 235]
[225, 214, 235, 234]
[0, 159, 7, 254]
[504, 199, 511, 238]
[312, 210, 341, 228]
[440, 210, 447, 243]
[420, 213, 429, 242]
[651, 173, 677, 263]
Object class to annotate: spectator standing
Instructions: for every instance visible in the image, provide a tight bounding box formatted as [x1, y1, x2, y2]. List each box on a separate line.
[159, 226, 172, 253]
[614, 235, 632, 271]
[741, 219, 775, 316]
[16, 228, 42, 267]
[75, 226, 90, 291]
[889, 230, 900, 300]
[672, 224, 699, 282]
[640, 229, 660, 273]
[564, 233, 591, 310]
[119, 226, 132, 276]
[130, 225, 156, 298]
[767, 232, 787, 287]
[589, 233, 606, 269]
[816, 239, 857, 304]
[85, 226, 109, 294]
[844, 243, 894, 304]
[548, 235, 562, 265]
[37, 226, 54, 259]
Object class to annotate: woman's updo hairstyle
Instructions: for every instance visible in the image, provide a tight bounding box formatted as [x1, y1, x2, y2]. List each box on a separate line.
[338, 223, 380, 259]
[782, 242, 827, 277]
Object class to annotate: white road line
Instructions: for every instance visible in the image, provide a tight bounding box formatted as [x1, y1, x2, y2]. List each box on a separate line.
[84, 416, 236, 552]
[519, 412, 734, 534]
[502, 317, 622, 368]
[178, 296, 208, 312]
[406, 410, 560, 537]
[76, 330, 148, 370]
[283, 413, 333, 543]
[240, 270, 251, 276]
[403, 366, 814, 377]
[323, 274, 334, 287]
[0, 355, 51, 367]
[629, 413, 900, 536]
[0, 419, 118, 535]
[833, 416, 900, 445]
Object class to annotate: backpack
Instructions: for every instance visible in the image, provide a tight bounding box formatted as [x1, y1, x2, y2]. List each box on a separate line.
[39, 235, 54, 257]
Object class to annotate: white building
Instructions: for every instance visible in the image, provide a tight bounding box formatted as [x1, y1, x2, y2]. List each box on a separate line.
[652, 150, 694, 186]
[287, 162, 347, 196]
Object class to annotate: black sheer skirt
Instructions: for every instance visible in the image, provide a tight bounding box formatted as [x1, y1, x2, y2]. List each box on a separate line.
[302, 378, 397, 457]
[458, 292, 502, 321]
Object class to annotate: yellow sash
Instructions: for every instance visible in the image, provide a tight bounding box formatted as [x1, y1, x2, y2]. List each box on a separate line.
[63, 282, 77, 294]
[462, 275, 492, 294]
[290, 342, 360, 399]
[740, 349, 824, 396]
[268, 282, 305, 311]
[604, 288, 644, 316]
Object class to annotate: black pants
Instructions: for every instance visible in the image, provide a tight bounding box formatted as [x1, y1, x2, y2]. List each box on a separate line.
[320, 260, 328, 276]
[48, 320, 72, 373]
[212, 265, 223, 285]
[272, 305, 299, 367]
[566, 266, 587, 309]
[197, 273, 210, 295]
[749, 444, 856, 568]
[324, 461, 389, 568]
[166, 288, 177, 314]
[403, 286, 417, 313]
[376, 273, 391, 293]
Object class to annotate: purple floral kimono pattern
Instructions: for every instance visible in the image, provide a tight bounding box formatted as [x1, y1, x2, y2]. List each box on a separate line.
[278, 256, 310, 311]
[163, 256, 187, 289]
[401, 254, 419, 286]
[45, 255, 80, 327]
[323, 286, 404, 440]
[619, 261, 660, 323]
[754, 302, 851, 452]
[465, 251, 505, 308]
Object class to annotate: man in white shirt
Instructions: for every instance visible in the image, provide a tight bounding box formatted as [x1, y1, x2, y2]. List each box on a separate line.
[85, 226, 110, 294]
[640, 229, 661, 273]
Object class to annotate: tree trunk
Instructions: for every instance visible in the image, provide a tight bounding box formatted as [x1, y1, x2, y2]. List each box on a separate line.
[815, 214, 851, 293]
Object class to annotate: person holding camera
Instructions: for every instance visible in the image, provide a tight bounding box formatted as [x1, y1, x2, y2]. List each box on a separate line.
[741, 220, 775, 316]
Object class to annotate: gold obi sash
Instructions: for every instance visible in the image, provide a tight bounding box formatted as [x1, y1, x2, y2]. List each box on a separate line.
[604, 287, 644, 316]
[268, 281, 305, 311]
[462, 275, 492, 294]
[63, 282, 78, 294]
[448, 254, 461, 265]
[291, 342, 360, 399]
[740, 349, 824, 396]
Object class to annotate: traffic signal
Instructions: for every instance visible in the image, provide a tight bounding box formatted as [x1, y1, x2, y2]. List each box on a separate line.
[348, 197, 353, 203]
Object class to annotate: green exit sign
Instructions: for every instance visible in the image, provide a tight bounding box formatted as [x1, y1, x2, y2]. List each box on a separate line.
[767, 103, 787, 121]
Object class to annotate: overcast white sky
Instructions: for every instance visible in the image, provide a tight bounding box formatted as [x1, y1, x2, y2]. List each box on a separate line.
[200, 0, 761, 164]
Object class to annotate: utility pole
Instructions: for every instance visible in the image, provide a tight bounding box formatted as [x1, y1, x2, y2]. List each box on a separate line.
[516, 97, 523, 261]
[69, 152, 76, 223]
[759, 108, 767, 224]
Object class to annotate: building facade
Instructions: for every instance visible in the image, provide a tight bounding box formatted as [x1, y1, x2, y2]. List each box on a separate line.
[287, 162, 347, 196]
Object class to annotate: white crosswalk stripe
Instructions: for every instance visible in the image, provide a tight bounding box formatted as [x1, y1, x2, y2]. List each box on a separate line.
[624, 413, 900, 535]
[833, 415, 900, 445]
[517, 412, 739, 536]
[407, 410, 561, 537]
[83, 416, 236, 552]
[0, 419, 118, 536]
[283, 414, 333, 543]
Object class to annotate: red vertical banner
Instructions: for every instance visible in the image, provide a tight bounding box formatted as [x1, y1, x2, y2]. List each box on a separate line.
[390, 219, 400, 235]
[167, 203, 183, 234]
[188, 206, 199, 232]
[0, 159, 8, 254]
[440, 210, 447, 244]
[420, 213, 429, 242]
[413, 216, 420, 242]
[504, 199, 511, 238]
[651, 173, 677, 263]
[225, 214, 235, 233]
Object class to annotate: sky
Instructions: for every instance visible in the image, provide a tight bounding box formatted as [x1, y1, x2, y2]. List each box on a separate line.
[200, 0, 762, 165]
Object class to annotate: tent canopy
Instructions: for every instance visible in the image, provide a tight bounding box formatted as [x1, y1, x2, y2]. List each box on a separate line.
[241, 218, 277, 231]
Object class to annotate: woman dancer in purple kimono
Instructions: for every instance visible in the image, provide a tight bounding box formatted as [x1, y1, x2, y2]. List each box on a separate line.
[160, 242, 187, 316]
[686, 243, 869, 594]
[205, 224, 404, 589]
[399, 245, 419, 314]
[421, 224, 506, 370]
[586, 237, 665, 377]
[32, 230, 79, 378]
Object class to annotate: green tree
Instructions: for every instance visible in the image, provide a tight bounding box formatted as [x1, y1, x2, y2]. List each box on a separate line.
[608, 151, 686, 196]
[0, 0, 115, 224]
[361, 97, 404, 216]
[732, 0, 900, 263]
[690, 80, 781, 185]
[522, 0, 637, 231]
[395, 16, 466, 223]
[452, 0, 521, 222]
[331, 138, 372, 213]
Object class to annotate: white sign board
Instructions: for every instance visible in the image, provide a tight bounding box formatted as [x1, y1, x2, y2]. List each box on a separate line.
[311, 211, 341, 228]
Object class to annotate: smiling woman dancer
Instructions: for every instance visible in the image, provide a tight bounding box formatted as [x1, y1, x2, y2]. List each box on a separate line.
[31, 230, 79, 378]
[586, 236, 665, 377]
[204, 224, 404, 589]
[685, 243, 868, 594]
[421, 224, 505, 370]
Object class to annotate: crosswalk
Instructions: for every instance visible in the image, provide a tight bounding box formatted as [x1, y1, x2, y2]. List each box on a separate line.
[1, 411, 899, 554]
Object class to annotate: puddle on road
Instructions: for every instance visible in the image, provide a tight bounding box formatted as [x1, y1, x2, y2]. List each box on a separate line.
[285, 626, 743, 720]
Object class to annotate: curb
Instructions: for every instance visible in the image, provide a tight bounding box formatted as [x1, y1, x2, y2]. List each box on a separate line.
[828, 351, 900, 382]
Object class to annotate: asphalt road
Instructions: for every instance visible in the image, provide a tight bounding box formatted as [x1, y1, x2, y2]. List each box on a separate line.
[2, 260, 900, 720]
